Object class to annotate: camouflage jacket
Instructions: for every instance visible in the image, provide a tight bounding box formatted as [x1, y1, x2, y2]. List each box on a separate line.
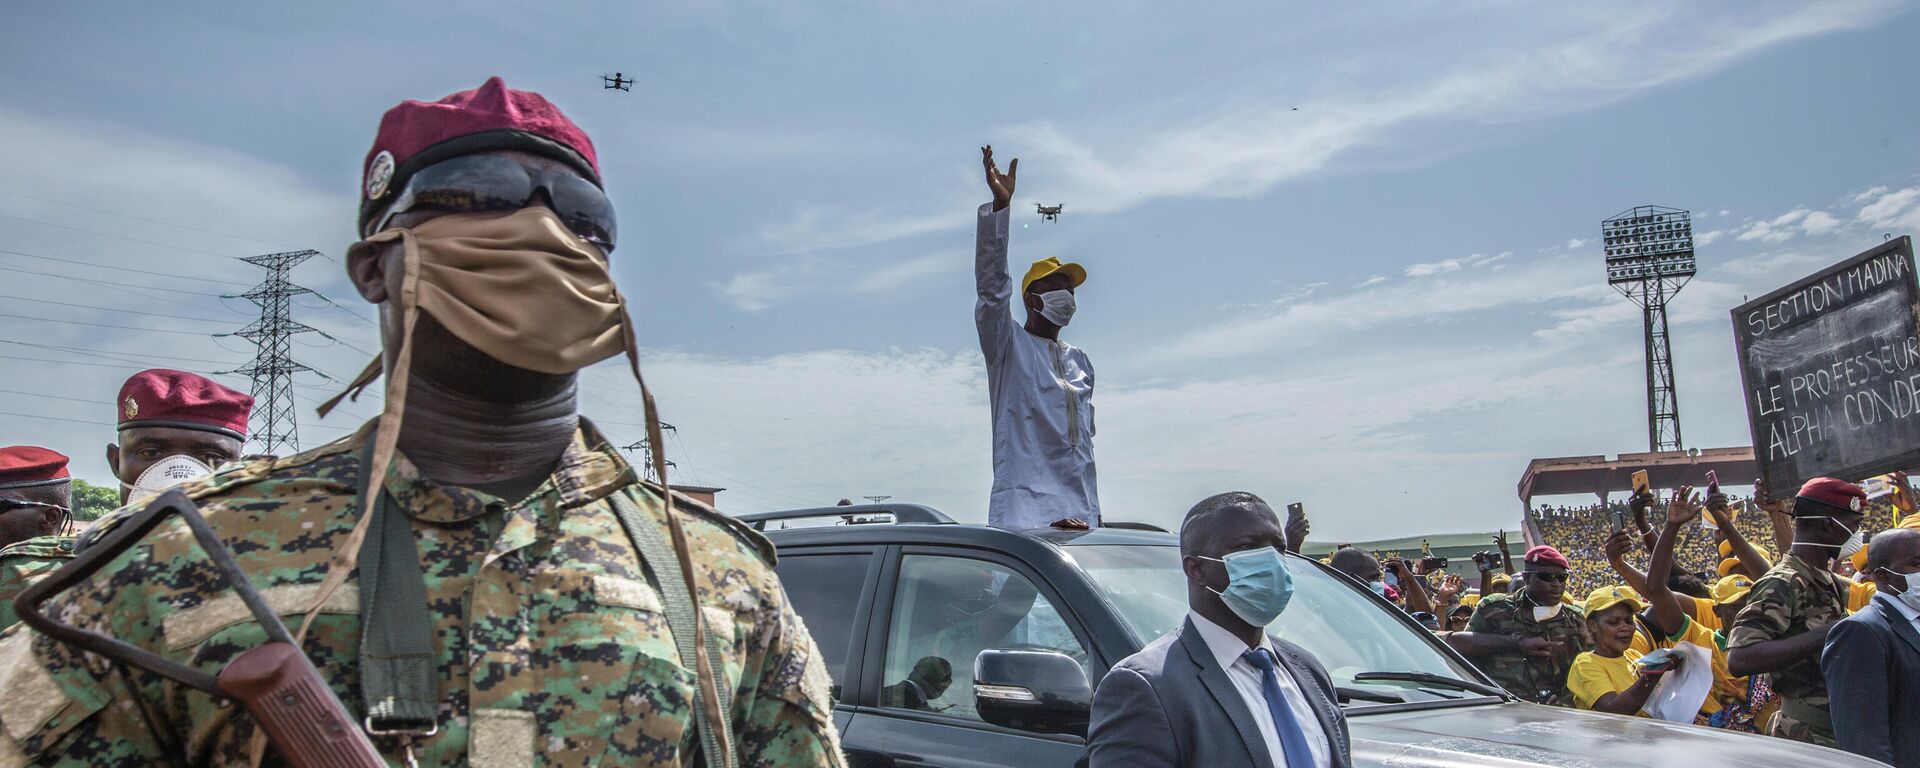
[1464, 593, 1593, 703]
[0, 420, 844, 767]
[0, 535, 75, 628]
[1728, 553, 1847, 707]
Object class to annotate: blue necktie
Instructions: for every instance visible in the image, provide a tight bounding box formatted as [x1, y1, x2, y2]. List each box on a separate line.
[1244, 648, 1318, 768]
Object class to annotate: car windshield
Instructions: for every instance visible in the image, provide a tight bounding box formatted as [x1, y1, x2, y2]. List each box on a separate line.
[1066, 544, 1496, 709]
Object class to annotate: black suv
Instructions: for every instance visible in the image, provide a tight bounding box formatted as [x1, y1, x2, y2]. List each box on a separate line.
[751, 504, 1879, 768]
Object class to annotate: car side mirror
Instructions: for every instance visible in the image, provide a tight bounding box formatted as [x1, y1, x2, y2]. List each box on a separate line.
[973, 648, 1091, 738]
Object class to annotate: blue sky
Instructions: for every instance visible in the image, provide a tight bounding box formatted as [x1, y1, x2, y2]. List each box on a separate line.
[3, 2, 1919, 538]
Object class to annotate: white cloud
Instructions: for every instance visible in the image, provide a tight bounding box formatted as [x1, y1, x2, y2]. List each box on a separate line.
[758, 4, 1901, 252]
[1405, 258, 1462, 277]
[1735, 209, 1809, 243]
[1855, 186, 1920, 231]
[1850, 186, 1890, 204]
[1565, 238, 1588, 249]
[1697, 229, 1725, 246]
[1358, 275, 1387, 287]
[850, 253, 956, 294]
[1799, 210, 1841, 235]
[716, 264, 812, 312]
[1718, 209, 1732, 217]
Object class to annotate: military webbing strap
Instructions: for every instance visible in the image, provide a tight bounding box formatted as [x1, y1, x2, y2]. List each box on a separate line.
[609, 491, 736, 768]
[354, 439, 439, 733]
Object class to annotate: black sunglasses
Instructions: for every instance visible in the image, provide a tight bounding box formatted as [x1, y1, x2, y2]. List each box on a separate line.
[1524, 571, 1569, 583]
[374, 154, 618, 252]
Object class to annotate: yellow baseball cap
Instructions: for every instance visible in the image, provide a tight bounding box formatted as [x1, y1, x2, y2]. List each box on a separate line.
[1490, 573, 1511, 589]
[1458, 593, 1481, 608]
[1717, 557, 1741, 577]
[1020, 257, 1087, 295]
[1718, 539, 1734, 558]
[1712, 574, 1754, 605]
[1584, 585, 1645, 614]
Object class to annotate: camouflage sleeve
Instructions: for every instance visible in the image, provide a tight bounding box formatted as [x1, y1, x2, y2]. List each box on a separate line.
[0, 623, 171, 766]
[1464, 598, 1503, 633]
[0, 564, 25, 628]
[732, 575, 844, 767]
[1727, 575, 1792, 649]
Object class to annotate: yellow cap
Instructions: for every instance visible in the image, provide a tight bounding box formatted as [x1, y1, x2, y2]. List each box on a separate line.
[1584, 585, 1646, 614]
[1712, 574, 1754, 605]
[1459, 593, 1481, 608]
[1490, 573, 1511, 589]
[1020, 257, 1087, 295]
[1717, 557, 1741, 577]
[1718, 539, 1734, 558]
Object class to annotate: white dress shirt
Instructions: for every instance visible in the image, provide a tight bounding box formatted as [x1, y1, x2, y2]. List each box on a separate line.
[1187, 611, 1331, 768]
[975, 203, 1100, 530]
[1880, 590, 1920, 628]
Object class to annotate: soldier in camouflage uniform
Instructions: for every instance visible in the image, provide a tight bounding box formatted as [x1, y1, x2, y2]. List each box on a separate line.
[0, 534, 73, 628]
[1465, 544, 1592, 704]
[1728, 477, 1864, 747]
[0, 78, 842, 767]
[0, 371, 253, 629]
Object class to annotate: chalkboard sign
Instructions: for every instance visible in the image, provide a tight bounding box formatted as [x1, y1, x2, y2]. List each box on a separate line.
[1733, 236, 1920, 492]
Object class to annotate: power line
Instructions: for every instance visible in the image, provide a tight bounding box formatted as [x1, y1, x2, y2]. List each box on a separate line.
[0, 293, 229, 324]
[0, 212, 241, 261]
[0, 354, 215, 373]
[0, 313, 220, 336]
[0, 247, 252, 287]
[0, 410, 112, 427]
[0, 189, 296, 249]
[0, 263, 229, 296]
[0, 338, 238, 367]
[0, 387, 99, 405]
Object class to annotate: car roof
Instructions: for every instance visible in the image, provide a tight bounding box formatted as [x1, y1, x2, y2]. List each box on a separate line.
[760, 519, 1179, 549]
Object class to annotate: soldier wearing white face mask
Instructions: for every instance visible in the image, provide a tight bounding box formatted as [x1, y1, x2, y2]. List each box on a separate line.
[975, 146, 1099, 531]
[106, 368, 253, 504]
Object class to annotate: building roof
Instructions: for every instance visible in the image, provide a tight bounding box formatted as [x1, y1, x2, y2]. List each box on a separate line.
[1299, 531, 1504, 558]
[1516, 446, 1756, 502]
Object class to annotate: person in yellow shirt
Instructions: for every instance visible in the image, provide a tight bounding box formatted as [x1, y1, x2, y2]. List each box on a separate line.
[1568, 586, 1679, 714]
[1644, 488, 1768, 729]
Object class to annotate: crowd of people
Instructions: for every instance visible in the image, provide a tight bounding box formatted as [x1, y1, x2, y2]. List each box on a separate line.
[1325, 479, 1920, 765]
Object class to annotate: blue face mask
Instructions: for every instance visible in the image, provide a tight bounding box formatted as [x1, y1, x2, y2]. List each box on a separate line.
[1199, 547, 1295, 626]
[1369, 580, 1388, 598]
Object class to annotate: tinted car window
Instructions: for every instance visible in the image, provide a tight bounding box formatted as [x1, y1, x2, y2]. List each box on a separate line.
[1068, 544, 1488, 707]
[879, 554, 1088, 722]
[774, 553, 870, 696]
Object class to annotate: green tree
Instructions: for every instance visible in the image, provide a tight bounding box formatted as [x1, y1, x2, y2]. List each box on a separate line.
[70, 478, 120, 522]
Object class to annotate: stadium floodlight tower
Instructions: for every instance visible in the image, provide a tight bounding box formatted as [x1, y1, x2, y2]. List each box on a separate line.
[1602, 206, 1696, 452]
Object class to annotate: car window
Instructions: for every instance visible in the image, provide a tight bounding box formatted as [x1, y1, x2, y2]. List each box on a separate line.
[774, 553, 871, 699]
[879, 554, 1088, 722]
[1067, 544, 1489, 708]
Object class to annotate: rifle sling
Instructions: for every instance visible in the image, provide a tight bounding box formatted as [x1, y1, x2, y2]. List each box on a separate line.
[609, 490, 735, 768]
[355, 439, 439, 733]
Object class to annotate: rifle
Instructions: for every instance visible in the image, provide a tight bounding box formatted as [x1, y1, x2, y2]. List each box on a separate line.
[15, 490, 385, 768]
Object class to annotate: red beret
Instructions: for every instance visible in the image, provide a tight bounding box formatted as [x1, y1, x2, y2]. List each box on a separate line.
[359, 77, 599, 231]
[1522, 545, 1570, 570]
[0, 446, 69, 490]
[1794, 476, 1867, 516]
[118, 369, 252, 441]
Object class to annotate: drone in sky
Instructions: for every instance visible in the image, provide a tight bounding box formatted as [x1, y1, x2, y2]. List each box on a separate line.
[1036, 203, 1065, 222]
[602, 72, 633, 92]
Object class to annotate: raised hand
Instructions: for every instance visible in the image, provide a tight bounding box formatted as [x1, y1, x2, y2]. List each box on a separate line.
[1754, 477, 1789, 516]
[1604, 529, 1637, 562]
[1665, 485, 1699, 528]
[981, 145, 1017, 211]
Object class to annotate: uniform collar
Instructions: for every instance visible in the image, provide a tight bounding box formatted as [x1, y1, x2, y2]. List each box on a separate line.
[355, 417, 638, 524]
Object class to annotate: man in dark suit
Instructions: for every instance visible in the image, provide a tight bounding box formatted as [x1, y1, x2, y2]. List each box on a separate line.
[1822, 527, 1920, 767]
[1086, 492, 1350, 768]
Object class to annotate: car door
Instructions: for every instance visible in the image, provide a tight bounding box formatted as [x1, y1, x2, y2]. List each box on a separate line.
[770, 544, 885, 742]
[844, 546, 1092, 768]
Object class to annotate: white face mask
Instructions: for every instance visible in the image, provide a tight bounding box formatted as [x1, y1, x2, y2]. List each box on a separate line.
[123, 454, 214, 501]
[1532, 604, 1562, 622]
[1035, 290, 1076, 327]
[1887, 569, 1920, 613]
[1801, 517, 1866, 560]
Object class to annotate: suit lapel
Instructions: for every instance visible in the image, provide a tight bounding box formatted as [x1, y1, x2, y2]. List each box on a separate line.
[1879, 599, 1920, 658]
[1270, 639, 1345, 767]
[1179, 618, 1275, 768]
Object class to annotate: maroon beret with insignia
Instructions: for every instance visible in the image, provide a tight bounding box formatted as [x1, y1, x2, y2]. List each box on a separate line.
[1522, 545, 1571, 570]
[117, 369, 252, 441]
[1794, 476, 1867, 516]
[0, 446, 70, 490]
[359, 76, 599, 232]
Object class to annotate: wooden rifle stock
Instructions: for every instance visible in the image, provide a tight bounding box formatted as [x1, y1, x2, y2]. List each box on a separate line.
[13, 490, 386, 768]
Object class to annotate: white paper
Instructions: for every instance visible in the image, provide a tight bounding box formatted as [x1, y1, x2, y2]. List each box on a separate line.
[1641, 642, 1713, 723]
